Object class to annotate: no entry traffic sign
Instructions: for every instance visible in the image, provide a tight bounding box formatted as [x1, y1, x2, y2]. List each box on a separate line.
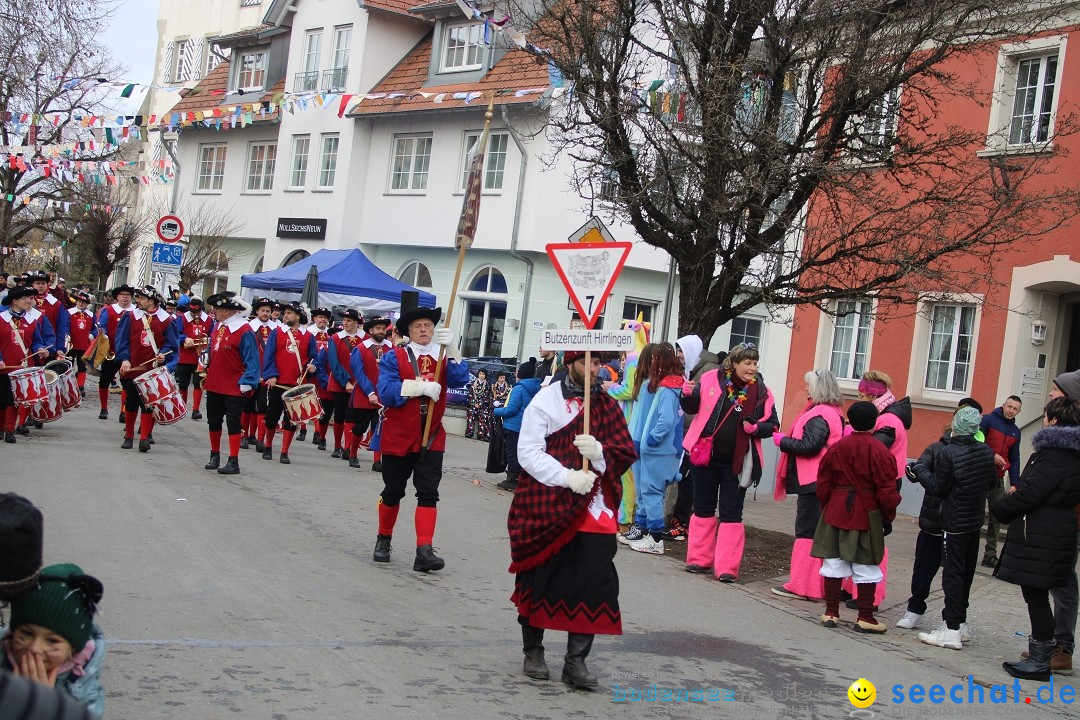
[156, 215, 184, 243]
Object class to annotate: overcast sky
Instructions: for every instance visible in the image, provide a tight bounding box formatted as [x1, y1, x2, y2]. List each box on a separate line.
[100, 0, 160, 85]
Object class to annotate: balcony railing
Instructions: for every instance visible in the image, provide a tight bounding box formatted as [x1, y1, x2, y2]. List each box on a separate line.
[294, 71, 319, 93]
[322, 67, 348, 92]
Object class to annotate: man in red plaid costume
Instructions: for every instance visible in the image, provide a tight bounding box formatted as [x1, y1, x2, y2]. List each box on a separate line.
[508, 349, 636, 690]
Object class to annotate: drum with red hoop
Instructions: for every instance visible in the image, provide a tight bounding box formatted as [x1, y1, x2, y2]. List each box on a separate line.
[134, 365, 178, 407]
[9, 367, 48, 407]
[283, 384, 322, 424]
[29, 370, 62, 423]
[150, 392, 188, 425]
[46, 359, 80, 410]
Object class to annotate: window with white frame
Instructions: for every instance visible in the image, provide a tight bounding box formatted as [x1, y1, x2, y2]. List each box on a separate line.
[304, 30, 322, 73]
[174, 39, 193, 82]
[289, 135, 310, 189]
[398, 261, 433, 289]
[849, 86, 901, 159]
[829, 299, 873, 381]
[326, 25, 351, 90]
[235, 50, 267, 91]
[317, 134, 339, 189]
[729, 316, 763, 349]
[924, 303, 977, 392]
[246, 142, 276, 192]
[390, 135, 433, 192]
[441, 22, 484, 72]
[205, 41, 226, 76]
[985, 36, 1066, 152]
[196, 144, 227, 192]
[461, 267, 507, 357]
[461, 131, 509, 191]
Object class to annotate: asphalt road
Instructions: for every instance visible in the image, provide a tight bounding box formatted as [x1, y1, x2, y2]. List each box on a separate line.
[4, 397, 1078, 719]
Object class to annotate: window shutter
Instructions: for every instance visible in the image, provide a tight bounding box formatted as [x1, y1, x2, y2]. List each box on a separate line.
[162, 42, 174, 83]
[191, 38, 205, 81]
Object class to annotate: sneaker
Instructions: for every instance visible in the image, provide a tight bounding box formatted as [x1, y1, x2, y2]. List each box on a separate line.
[981, 554, 999, 569]
[771, 586, 810, 600]
[895, 611, 923, 629]
[717, 574, 737, 583]
[918, 625, 963, 650]
[617, 526, 645, 545]
[959, 623, 973, 643]
[628, 535, 664, 555]
[665, 519, 688, 541]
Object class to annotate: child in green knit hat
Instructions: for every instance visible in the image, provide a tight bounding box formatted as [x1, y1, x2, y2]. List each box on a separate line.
[2, 563, 106, 718]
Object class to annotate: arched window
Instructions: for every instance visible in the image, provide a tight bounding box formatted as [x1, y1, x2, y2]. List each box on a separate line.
[203, 250, 230, 296]
[460, 265, 507, 357]
[281, 249, 310, 267]
[253, 256, 264, 274]
[398, 261, 432, 289]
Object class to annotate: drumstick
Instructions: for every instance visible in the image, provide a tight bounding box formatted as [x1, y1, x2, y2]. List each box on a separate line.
[128, 350, 174, 372]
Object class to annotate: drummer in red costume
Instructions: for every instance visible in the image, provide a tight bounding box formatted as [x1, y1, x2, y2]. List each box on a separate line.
[0, 287, 50, 443]
[176, 297, 214, 421]
[241, 298, 274, 452]
[12, 275, 56, 434]
[306, 306, 334, 447]
[373, 306, 469, 572]
[262, 301, 319, 464]
[67, 290, 98, 398]
[115, 285, 179, 452]
[203, 292, 260, 475]
[95, 284, 135, 421]
[349, 316, 392, 470]
[326, 309, 366, 460]
[29, 270, 67, 360]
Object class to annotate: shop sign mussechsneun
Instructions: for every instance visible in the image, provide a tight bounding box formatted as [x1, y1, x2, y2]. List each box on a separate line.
[276, 218, 327, 240]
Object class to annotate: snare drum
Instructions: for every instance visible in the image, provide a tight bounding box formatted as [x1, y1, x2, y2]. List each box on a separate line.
[282, 384, 322, 424]
[151, 393, 188, 425]
[29, 370, 62, 423]
[46, 359, 80, 410]
[9, 367, 48, 407]
[134, 365, 178, 407]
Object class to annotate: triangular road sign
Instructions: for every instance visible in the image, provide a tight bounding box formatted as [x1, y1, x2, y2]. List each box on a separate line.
[546, 242, 633, 329]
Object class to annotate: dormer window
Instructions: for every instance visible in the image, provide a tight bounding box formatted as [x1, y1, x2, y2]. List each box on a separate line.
[234, 49, 268, 92]
[441, 22, 484, 72]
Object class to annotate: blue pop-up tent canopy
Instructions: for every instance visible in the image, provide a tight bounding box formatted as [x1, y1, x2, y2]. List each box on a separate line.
[240, 249, 436, 313]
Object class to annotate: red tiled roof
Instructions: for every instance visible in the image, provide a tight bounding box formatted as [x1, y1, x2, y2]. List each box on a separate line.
[160, 60, 284, 126]
[362, 0, 427, 18]
[350, 34, 550, 115]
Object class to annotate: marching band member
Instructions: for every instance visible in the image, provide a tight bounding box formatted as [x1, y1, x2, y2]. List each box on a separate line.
[327, 309, 364, 460]
[373, 306, 469, 572]
[30, 270, 67, 360]
[95, 285, 134, 421]
[175, 297, 214, 421]
[241, 298, 274, 451]
[203, 292, 259, 475]
[351, 316, 392, 470]
[0, 287, 50, 443]
[67, 291, 98, 398]
[114, 285, 179, 452]
[261, 301, 318, 464]
[306, 307, 334, 446]
[13, 277, 55, 434]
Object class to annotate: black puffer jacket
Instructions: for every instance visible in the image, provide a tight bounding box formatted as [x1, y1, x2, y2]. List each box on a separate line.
[780, 415, 832, 493]
[916, 434, 996, 533]
[910, 434, 950, 535]
[993, 425, 1080, 589]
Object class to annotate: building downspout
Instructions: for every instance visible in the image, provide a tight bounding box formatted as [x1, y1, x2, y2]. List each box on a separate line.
[501, 107, 533, 363]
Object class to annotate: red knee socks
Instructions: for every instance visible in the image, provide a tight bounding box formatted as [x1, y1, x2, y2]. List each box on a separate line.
[76, 371, 86, 390]
[209, 430, 222, 453]
[257, 415, 266, 444]
[824, 576, 842, 618]
[3, 406, 16, 433]
[228, 433, 241, 456]
[98, 386, 109, 410]
[193, 389, 203, 411]
[139, 413, 154, 441]
[241, 412, 250, 436]
[180, 388, 189, 404]
[317, 422, 329, 440]
[373, 450, 382, 463]
[281, 429, 295, 454]
[332, 422, 344, 450]
[415, 506, 437, 547]
[17, 406, 30, 427]
[378, 502, 400, 536]
[124, 411, 137, 438]
[856, 582, 879, 624]
[265, 428, 276, 452]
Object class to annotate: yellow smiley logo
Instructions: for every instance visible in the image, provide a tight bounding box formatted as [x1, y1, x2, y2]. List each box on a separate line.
[848, 678, 876, 708]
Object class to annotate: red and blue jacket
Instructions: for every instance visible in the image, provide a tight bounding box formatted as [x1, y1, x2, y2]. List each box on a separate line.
[981, 407, 1022, 486]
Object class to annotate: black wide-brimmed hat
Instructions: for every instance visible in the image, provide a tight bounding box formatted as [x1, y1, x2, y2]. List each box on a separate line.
[397, 306, 442, 331]
[311, 306, 332, 319]
[2, 286, 37, 305]
[252, 297, 274, 310]
[341, 309, 362, 322]
[135, 285, 165, 305]
[206, 291, 251, 312]
[110, 284, 136, 297]
[283, 301, 309, 325]
[363, 316, 390, 332]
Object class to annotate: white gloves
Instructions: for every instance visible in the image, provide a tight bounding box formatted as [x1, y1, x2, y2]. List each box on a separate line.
[565, 469, 597, 495]
[574, 434, 603, 462]
[434, 328, 455, 346]
[421, 381, 442, 401]
[239, 384, 253, 394]
[400, 379, 424, 397]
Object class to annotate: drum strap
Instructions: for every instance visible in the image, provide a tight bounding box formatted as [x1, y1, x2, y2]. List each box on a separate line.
[287, 329, 305, 373]
[7, 318, 30, 368]
[142, 315, 160, 359]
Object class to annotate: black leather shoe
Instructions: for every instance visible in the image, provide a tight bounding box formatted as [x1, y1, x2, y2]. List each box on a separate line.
[191, 410, 203, 420]
[120, 437, 133, 449]
[372, 461, 383, 473]
[413, 544, 445, 573]
[15, 425, 29, 436]
[279, 453, 290, 464]
[98, 410, 108, 420]
[318, 439, 327, 451]
[240, 437, 250, 450]
[204, 452, 221, 470]
[139, 439, 151, 453]
[341, 451, 351, 462]
[118, 413, 126, 424]
[4, 432, 15, 443]
[373, 534, 392, 563]
[297, 427, 307, 442]
[147, 435, 155, 445]
[262, 448, 273, 460]
[255, 441, 266, 454]
[349, 456, 363, 469]
[311, 431, 320, 445]
[330, 448, 342, 459]
[33, 421, 43, 430]
[218, 456, 240, 474]
[561, 634, 598, 690]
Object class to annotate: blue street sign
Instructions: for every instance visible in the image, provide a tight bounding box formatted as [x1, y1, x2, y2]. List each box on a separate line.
[152, 242, 183, 267]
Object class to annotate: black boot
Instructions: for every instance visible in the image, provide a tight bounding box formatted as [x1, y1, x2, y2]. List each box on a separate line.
[218, 456, 240, 475]
[1004, 638, 1055, 681]
[262, 448, 273, 460]
[4, 432, 15, 443]
[372, 460, 383, 472]
[98, 409, 108, 420]
[204, 452, 221, 470]
[15, 425, 29, 436]
[147, 434, 155, 445]
[240, 436, 250, 450]
[120, 437, 133, 449]
[279, 453, 291, 464]
[373, 534, 392, 563]
[255, 441, 266, 454]
[318, 438, 327, 451]
[118, 413, 125, 424]
[497, 476, 518, 491]
[349, 456, 363, 469]
[33, 421, 42, 430]
[297, 427, 307, 442]
[330, 447, 343, 459]
[413, 544, 445, 572]
[312, 431, 320, 445]
[191, 409, 203, 420]
[522, 625, 549, 680]
[139, 438, 151, 453]
[562, 633, 598, 690]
